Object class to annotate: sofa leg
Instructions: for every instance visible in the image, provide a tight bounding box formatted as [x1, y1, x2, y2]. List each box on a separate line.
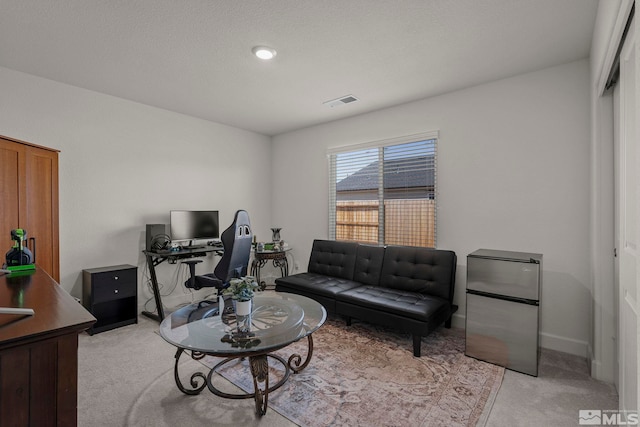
[445, 316, 452, 329]
[345, 316, 352, 326]
[413, 335, 421, 357]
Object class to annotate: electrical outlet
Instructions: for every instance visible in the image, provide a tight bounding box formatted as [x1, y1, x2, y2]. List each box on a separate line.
[294, 262, 300, 271]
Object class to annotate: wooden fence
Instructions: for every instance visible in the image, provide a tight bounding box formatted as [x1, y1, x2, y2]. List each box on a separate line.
[336, 199, 435, 247]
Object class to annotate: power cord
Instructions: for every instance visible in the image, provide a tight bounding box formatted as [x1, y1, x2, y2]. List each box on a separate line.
[140, 252, 217, 313]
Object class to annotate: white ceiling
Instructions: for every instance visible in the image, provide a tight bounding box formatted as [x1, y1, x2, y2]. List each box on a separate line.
[0, 0, 598, 136]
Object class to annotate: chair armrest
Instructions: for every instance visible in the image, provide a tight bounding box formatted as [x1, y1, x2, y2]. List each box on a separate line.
[183, 259, 204, 289]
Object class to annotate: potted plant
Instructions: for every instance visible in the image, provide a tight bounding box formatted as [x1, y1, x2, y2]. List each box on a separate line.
[222, 276, 260, 302]
[222, 276, 259, 334]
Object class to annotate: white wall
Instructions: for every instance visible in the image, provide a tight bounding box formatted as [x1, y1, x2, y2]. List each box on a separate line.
[272, 59, 591, 356]
[0, 58, 594, 357]
[0, 66, 272, 309]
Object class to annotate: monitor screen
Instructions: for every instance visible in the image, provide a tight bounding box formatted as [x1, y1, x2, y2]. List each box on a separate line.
[170, 210, 220, 242]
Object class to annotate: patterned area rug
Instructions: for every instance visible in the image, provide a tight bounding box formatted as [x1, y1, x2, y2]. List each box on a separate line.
[206, 318, 504, 427]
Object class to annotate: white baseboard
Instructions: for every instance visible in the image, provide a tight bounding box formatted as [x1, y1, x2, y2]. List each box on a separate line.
[451, 312, 466, 329]
[589, 344, 616, 384]
[539, 331, 589, 357]
[540, 332, 589, 358]
[590, 358, 602, 378]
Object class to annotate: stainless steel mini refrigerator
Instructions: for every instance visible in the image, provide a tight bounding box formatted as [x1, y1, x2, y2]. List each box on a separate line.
[465, 249, 542, 376]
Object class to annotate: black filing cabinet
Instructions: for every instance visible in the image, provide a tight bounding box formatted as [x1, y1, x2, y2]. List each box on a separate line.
[83, 264, 138, 335]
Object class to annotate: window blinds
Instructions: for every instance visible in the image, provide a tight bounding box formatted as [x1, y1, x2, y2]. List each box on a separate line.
[328, 132, 437, 247]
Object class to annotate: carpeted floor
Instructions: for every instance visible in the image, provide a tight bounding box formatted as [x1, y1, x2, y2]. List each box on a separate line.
[78, 313, 618, 426]
[485, 348, 618, 426]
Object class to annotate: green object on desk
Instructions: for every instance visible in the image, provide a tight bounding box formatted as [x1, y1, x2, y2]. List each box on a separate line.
[264, 243, 274, 250]
[7, 264, 36, 274]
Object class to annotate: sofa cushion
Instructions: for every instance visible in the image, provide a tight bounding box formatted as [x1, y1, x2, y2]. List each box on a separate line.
[307, 239, 358, 280]
[336, 285, 450, 322]
[275, 272, 363, 298]
[353, 244, 384, 286]
[379, 246, 456, 301]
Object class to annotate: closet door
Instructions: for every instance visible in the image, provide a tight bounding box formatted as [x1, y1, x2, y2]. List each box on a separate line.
[0, 136, 59, 282]
[615, 16, 638, 414]
[0, 139, 24, 245]
[23, 146, 59, 281]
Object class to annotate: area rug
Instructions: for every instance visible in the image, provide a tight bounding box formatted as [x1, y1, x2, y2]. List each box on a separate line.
[204, 318, 504, 427]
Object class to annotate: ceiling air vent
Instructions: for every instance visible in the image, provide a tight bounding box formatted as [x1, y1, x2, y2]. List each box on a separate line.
[323, 94, 359, 108]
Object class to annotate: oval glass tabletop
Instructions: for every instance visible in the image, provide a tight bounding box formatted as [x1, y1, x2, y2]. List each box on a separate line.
[159, 292, 326, 356]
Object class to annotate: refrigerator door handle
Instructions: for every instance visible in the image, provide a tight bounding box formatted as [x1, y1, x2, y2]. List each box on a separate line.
[473, 256, 540, 264]
[466, 289, 539, 306]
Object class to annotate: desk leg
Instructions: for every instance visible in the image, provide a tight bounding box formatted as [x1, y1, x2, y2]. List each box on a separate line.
[272, 256, 289, 279]
[251, 258, 268, 291]
[284, 256, 288, 276]
[141, 253, 165, 322]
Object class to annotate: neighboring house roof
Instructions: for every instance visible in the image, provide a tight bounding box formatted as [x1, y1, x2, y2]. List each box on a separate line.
[336, 155, 434, 192]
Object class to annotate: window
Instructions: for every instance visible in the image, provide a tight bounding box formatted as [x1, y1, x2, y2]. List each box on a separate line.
[328, 132, 437, 248]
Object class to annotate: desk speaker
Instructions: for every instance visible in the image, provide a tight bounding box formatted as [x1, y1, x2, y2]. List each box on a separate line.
[146, 224, 169, 251]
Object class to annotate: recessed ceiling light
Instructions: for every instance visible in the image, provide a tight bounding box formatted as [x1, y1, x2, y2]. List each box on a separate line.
[252, 46, 277, 60]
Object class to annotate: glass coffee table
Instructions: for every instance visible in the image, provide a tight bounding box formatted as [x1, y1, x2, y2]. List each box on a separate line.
[159, 292, 326, 416]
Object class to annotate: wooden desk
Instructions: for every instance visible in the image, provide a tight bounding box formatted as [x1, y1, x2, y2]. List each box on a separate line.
[0, 268, 96, 426]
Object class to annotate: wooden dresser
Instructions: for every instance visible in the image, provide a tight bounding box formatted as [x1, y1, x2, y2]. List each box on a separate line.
[0, 268, 95, 426]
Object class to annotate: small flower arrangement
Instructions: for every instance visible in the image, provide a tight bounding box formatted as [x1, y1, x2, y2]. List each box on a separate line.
[222, 276, 260, 301]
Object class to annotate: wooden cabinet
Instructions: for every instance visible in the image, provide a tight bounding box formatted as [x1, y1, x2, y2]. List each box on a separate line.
[0, 136, 59, 281]
[0, 268, 95, 426]
[83, 265, 138, 335]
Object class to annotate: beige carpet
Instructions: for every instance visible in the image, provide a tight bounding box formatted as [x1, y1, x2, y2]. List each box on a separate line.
[78, 315, 616, 427]
[208, 318, 504, 427]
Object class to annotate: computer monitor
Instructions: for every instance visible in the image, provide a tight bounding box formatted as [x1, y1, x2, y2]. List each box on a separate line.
[170, 210, 220, 243]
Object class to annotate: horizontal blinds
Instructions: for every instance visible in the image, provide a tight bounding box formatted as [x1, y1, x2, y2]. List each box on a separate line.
[327, 130, 439, 155]
[328, 133, 437, 247]
[328, 153, 337, 240]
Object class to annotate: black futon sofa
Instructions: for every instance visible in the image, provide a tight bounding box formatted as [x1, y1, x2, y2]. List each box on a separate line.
[275, 239, 458, 357]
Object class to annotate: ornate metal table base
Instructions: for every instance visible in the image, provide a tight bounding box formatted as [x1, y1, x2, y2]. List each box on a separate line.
[172, 334, 314, 416]
[250, 251, 289, 290]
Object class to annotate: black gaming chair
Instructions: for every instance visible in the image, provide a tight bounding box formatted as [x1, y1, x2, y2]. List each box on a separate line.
[184, 210, 253, 292]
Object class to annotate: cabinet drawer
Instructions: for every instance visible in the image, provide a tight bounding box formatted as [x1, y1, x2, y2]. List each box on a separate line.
[92, 279, 135, 303]
[89, 268, 137, 304]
